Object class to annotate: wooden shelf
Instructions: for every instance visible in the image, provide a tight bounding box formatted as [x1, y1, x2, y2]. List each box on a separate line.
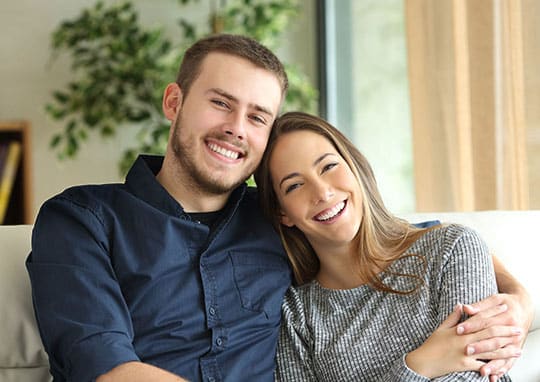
[0, 121, 32, 224]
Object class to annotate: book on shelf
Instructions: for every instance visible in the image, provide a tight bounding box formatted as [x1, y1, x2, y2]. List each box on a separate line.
[0, 141, 22, 224]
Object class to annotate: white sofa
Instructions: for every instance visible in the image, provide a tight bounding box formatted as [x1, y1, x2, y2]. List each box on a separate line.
[1, 210, 538, 381]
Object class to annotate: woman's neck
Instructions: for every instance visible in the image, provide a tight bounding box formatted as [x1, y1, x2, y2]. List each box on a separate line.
[314, 244, 386, 291]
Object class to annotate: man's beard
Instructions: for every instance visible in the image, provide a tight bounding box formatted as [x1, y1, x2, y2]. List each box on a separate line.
[170, 113, 250, 196]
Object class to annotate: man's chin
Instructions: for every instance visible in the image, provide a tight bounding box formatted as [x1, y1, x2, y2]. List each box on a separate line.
[200, 176, 247, 195]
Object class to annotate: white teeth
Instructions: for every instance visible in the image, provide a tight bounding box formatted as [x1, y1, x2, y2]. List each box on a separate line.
[208, 142, 239, 160]
[315, 201, 345, 221]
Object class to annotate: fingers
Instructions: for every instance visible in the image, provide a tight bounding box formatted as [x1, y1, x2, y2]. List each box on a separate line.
[457, 304, 510, 334]
[465, 326, 523, 355]
[440, 304, 463, 329]
[463, 294, 505, 315]
[472, 343, 522, 360]
[481, 357, 516, 380]
[462, 301, 507, 319]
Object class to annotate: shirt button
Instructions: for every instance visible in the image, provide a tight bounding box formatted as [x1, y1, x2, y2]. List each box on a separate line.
[216, 337, 223, 346]
[207, 378, 215, 382]
[209, 307, 216, 316]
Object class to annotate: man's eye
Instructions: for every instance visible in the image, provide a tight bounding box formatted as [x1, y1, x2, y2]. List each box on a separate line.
[250, 115, 267, 125]
[212, 99, 229, 108]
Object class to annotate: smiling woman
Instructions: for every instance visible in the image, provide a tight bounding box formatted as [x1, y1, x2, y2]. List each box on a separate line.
[268, 130, 364, 267]
[254, 111, 522, 381]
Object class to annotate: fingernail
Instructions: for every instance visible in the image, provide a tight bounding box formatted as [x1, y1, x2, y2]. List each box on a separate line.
[512, 327, 522, 334]
[466, 346, 475, 355]
[464, 303, 477, 312]
[500, 304, 508, 311]
[457, 325, 464, 334]
[484, 367, 491, 375]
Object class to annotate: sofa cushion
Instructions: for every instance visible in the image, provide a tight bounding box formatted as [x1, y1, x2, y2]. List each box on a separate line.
[0, 225, 50, 381]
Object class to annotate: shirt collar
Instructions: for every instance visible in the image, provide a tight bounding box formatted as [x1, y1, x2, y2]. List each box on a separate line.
[125, 154, 247, 218]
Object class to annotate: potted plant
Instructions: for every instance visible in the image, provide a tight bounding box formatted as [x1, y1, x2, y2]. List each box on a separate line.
[46, 0, 318, 174]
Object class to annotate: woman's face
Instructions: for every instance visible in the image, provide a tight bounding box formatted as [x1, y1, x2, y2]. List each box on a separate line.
[269, 130, 363, 254]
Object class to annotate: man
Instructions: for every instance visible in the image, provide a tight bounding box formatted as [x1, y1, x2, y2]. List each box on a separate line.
[28, 34, 530, 382]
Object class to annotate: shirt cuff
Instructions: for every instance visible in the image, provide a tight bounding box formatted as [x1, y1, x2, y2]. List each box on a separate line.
[67, 332, 140, 381]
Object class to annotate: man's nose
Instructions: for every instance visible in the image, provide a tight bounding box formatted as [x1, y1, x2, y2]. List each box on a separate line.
[223, 112, 246, 141]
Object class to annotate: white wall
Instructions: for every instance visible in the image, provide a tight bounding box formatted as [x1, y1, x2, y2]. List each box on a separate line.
[0, 0, 317, 221]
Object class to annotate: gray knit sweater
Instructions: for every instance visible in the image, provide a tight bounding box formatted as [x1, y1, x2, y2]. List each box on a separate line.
[275, 224, 511, 381]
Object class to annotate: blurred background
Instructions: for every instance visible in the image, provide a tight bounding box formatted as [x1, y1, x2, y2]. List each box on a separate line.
[0, 0, 538, 224]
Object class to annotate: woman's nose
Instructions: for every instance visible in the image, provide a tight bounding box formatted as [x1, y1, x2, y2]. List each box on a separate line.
[312, 181, 334, 204]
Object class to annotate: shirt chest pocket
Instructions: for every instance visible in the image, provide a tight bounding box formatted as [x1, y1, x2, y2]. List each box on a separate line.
[229, 251, 291, 319]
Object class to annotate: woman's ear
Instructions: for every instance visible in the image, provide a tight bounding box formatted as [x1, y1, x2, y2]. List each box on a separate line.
[162, 83, 183, 121]
[280, 212, 294, 227]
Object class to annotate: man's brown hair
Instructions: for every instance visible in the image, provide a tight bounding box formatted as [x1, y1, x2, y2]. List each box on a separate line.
[176, 34, 288, 99]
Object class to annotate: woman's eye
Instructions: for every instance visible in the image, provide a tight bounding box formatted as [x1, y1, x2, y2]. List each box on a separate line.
[285, 183, 301, 194]
[322, 162, 338, 173]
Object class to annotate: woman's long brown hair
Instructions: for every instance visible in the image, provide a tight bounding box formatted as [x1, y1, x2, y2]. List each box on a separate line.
[254, 112, 437, 294]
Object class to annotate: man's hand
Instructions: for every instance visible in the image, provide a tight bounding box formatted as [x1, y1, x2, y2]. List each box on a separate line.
[457, 292, 533, 381]
[405, 304, 521, 379]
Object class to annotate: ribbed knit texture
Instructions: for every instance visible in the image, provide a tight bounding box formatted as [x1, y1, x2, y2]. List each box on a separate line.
[276, 224, 511, 381]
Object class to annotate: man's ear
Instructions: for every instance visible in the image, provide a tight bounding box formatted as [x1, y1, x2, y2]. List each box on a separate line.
[162, 83, 183, 121]
[280, 212, 294, 227]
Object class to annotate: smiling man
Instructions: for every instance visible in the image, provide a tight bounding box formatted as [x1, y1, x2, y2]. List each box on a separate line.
[27, 34, 291, 382]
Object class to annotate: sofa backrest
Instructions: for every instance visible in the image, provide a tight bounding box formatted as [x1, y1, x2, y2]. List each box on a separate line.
[2, 210, 538, 381]
[0, 225, 51, 382]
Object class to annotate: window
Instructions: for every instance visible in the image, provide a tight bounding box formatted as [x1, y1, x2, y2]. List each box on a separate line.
[320, 0, 415, 213]
[320, 0, 540, 212]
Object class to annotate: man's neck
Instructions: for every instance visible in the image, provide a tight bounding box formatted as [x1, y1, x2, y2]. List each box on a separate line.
[156, 163, 231, 213]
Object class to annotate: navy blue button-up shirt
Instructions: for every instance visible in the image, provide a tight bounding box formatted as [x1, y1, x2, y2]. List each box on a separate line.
[27, 155, 292, 382]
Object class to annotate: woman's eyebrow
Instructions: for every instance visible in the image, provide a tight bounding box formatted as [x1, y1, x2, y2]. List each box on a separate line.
[313, 153, 335, 166]
[279, 172, 300, 188]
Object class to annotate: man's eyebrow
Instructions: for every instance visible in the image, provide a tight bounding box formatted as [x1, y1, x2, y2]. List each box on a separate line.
[208, 88, 238, 102]
[208, 88, 274, 118]
[278, 153, 336, 188]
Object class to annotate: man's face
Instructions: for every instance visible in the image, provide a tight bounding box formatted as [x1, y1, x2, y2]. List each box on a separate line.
[170, 52, 282, 195]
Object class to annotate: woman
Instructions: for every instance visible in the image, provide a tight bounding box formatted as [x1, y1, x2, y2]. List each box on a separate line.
[254, 112, 521, 381]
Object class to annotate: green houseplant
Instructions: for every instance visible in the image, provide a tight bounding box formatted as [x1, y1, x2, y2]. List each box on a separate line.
[46, 0, 318, 174]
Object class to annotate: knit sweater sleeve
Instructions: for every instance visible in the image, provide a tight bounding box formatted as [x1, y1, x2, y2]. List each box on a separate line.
[383, 224, 508, 382]
[275, 287, 317, 382]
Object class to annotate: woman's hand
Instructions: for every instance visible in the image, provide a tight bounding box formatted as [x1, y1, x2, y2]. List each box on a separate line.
[405, 304, 522, 379]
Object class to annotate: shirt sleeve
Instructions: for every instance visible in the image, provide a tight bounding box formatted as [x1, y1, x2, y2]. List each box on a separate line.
[275, 288, 317, 382]
[26, 195, 140, 381]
